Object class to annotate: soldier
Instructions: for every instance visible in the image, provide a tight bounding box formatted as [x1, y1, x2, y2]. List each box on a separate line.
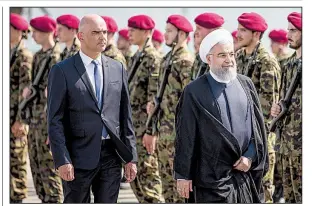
[56, 14, 81, 60]
[235, 12, 281, 203]
[268, 29, 292, 67]
[101, 16, 127, 68]
[191, 12, 224, 80]
[231, 30, 240, 52]
[271, 12, 302, 203]
[127, 15, 163, 203]
[145, 14, 194, 203]
[152, 29, 165, 57]
[10, 13, 32, 204]
[117, 28, 133, 68]
[22, 16, 63, 203]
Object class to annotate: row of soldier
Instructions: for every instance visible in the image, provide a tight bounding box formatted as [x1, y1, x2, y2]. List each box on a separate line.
[9, 10, 301, 203]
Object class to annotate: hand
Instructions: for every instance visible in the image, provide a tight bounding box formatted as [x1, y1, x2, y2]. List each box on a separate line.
[177, 179, 193, 198]
[44, 87, 48, 98]
[58, 164, 75, 181]
[271, 103, 281, 117]
[233, 156, 252, 172]
[124, 162, 137, 183]
[146, 101, 154, 115]
[46, 136, 50, 145]
[22, 87, 31, 99]
[11, 121, 29, 138]
[143, 133, 157, 155]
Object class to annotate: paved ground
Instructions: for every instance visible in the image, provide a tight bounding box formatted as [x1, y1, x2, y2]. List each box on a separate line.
[23, 158, 138, 203]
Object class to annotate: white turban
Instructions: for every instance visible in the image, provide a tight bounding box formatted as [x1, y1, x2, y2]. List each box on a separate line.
[199, 28, 234, 63]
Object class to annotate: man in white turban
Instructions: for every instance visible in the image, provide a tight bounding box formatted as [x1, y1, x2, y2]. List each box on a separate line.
[174, 28, 268, 203]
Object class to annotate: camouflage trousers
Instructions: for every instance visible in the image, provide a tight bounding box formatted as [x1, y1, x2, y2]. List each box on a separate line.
[157, 136, 184, 203]
[28, 114, 63, 203]
[130, 137, 164, 203]
[10, 133, 28, 201]
[263, 132, 276, 203]
[275, 153, 302, 203]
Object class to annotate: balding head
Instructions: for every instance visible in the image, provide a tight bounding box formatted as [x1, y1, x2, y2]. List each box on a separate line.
[78, 14, 108, 58]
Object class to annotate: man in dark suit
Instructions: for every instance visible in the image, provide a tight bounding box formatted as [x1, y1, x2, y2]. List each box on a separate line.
[47, 14, 137, 203]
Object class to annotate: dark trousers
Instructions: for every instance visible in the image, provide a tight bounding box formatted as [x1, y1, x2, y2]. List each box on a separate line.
[63, 140, 122, 203]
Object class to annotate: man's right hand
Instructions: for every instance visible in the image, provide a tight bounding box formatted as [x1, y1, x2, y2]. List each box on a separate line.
[143, 133, 157, 155]
[58, 164, 75, 181]
[22, 87, 31, 99]
[271, 103, 281, 117]
[177, 179, 193, 199]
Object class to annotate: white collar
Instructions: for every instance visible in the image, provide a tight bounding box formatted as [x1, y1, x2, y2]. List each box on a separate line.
[210, 71, 231, 84]
[79, 50, 102, 67]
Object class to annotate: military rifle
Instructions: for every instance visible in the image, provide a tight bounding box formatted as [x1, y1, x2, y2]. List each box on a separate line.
[145, 37, 178, 130]
[10, 40, 22, 67]
[128, 37, 150, 84]
[19, 43, 57, 111]
[244, 42, 261, 77]
[269, 59, 302, 132]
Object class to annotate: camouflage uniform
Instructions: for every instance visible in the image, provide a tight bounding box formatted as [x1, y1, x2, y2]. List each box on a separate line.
[27, 43, 63, 203]
[128, 44, 163, 203]
[103, 44, 128, 69]
[236, 43, 281, 203]
[60, 37, 80, 61]
[274, 52, 302, 203]
[190, 53, 209, 81]
[10, 42, 32, 203]
[123, 49, 133, 70]
[155, 45, 194, 203]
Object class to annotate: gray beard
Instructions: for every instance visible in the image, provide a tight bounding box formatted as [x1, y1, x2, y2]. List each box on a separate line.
[210, 65, 237, 82]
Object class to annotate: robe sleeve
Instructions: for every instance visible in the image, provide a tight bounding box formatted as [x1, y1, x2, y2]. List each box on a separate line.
[173, 86, 198, 180]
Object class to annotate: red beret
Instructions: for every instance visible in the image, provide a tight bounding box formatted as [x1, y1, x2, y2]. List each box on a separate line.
[167, 15, 193, 32]
[269, 29, 288, 44]
[30, 16, 56, 33]
[56, 14, 80, 29]
[118, 29, 129, 40]
[231, 30, 237, 38]
[287, 12, 302, 31]
[238, 12, 268, 32]
[10, 13, 29, 31]
[152, 29, 164, 43]
[194, 13, 224, 29]
[101, 16, 118, 33]
[128, 15, 155, 30]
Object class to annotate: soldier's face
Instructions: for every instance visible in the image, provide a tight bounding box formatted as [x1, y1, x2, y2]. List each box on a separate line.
[207, 42, 237, 81]
[165, 23, 178, 46]
[287, 22, 302, 50]
[152, 40, 161, 50]
[128, 27, 145, 45]
[78, 19, 107, 53]
[117, 36, 130, 50]
[194, 24, 211, 45]
[32, 29, 49, 45]
[10, 26, 21, 43]
[270, 41, 281, 55]
[194, 33, 201, 53]
[236, 24, 253, 48]
[57, 24, 75, 43]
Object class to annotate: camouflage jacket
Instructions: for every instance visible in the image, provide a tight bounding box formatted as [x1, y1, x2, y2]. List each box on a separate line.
[156, 45, 194, 138]
[60, 37, 80, 61]
[123, 49, 133, 70]
[275, 52, 302, 156]
[30, 43, 61, 118]
[190, 53, 209, 81]
[10, 42, 32, 126]
[103, 44, 127, 69]
[236, 43, 281, 127]
[129, 44, 161, 137]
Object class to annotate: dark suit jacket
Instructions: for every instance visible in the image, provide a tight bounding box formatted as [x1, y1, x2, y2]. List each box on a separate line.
[47, 52, 137, 170]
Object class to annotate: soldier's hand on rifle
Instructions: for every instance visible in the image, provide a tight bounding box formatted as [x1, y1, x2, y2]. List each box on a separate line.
[58, 163, 75, 181]
[146, 102, 154, 114]
[46, 136, 50, 145]
[143, 133, 157, 155]
[124, 162, 137, 183]
[11, 121, 29, 138]
[177, 179, 193, 198]
[45, 87, 48, 98]
[271, 103, 281, 117]
[22, 87, 31, 99]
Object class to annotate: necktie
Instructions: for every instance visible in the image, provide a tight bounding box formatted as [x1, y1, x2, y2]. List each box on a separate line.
[91, 60, 108, 139]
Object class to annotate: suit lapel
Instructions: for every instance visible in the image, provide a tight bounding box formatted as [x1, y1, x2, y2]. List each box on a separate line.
[101, 55, 109, 112]
[74, 53, 99, 110]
